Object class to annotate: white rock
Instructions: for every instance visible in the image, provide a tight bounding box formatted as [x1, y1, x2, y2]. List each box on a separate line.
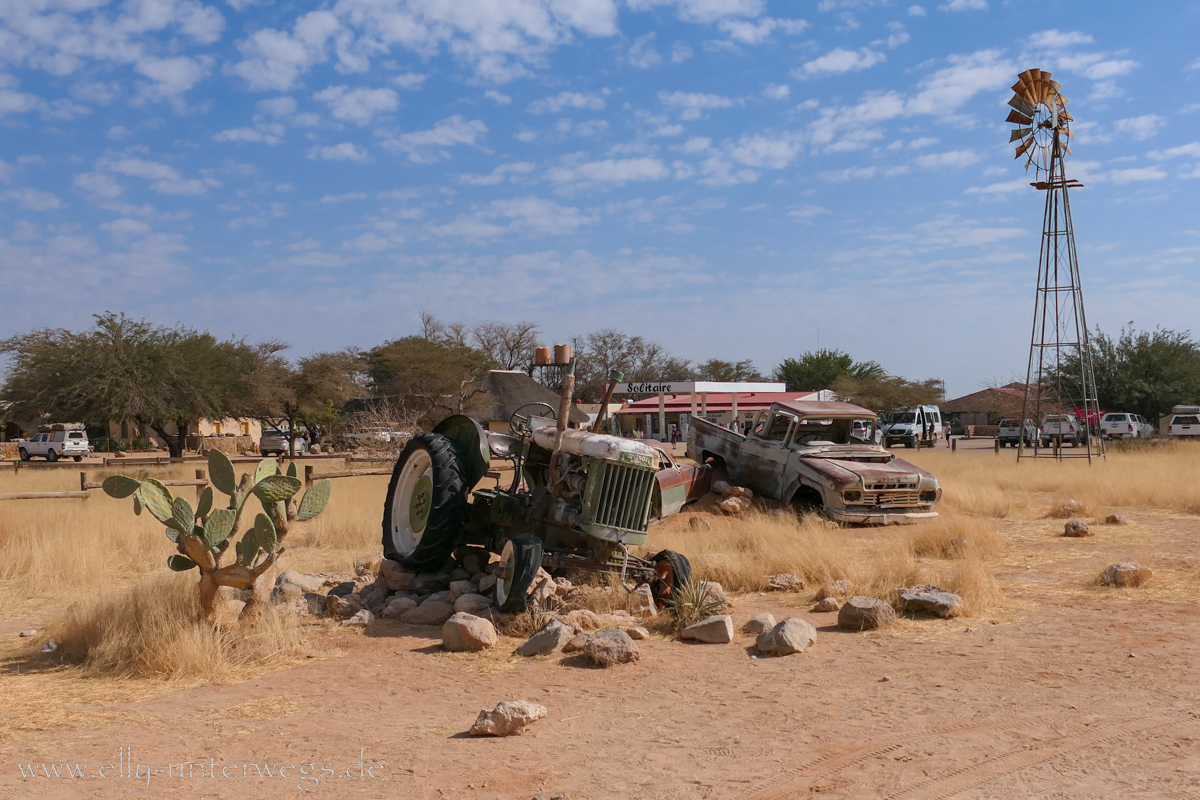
[453, 593, 493, 615]
[744, 613, 776, 635]
[516, 619, 573, 657]
[449, 579, 476, 601]
[628, 583, 657, 616]
[399, 600, 454, 626]
[756, 617, 817, 656]
[469, 701, 547, 736]
[381, 596, 417, 619]
[341, 609, 374, 627]
[442, 612, 497, 652]
[18, 629, 36, 638]
[681, 614, 734, 644]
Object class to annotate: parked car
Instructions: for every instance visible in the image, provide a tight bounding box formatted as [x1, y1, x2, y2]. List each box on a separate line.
[343, 427, 411, 446]
[19, 428, 90, 462]
[883, 405, 943, 448]
[1041, 414, 1085, 447]
[259, 429, 308, 457]
[646, 442, 712, 520]
[1167, 409, 1200, 439]
[1100, 412, 1153, 440]
[997, 418, 1038, 447]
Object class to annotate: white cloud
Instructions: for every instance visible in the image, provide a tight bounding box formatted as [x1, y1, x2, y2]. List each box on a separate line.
[627, 0, 766, 24]
[321, 192, 369, 203]
[682, 137, 712, 153]
[306, 143, 369, 162]
[964, 179, 1030, 195]
[1028, 30, 1094, 49]
[429, 196, 597, 239]
[727, 133, 803, 168]
[795, 48, 885, 78]
[102, 156, 215, 194]
[102, 218, 152, 238]
[916, 149, 979, 168]
[1189, 58, 1200, 71]
[74, 172, 123, 198]
[762, 83, 790, 100]
[659, 90, 735, 120]
[459, 162, 537, 186]
[1112, 115, 1166, 142]
[908, 5, 926, 15]
[940, 0, 986, 10]
[547, 157, 670, 186]
[1108, 167, 1167, 183]
[485, 90, 512, 105]
[908, 137, 938, 149]
[627, 33, 662, 68]
[515, 130, 538, 142]
[528, 91, 607, 113]
[716, 17, 808, 45]
[671, 41, 694, 63]
[392, 72, 427, 90]
[134, 55, 210, 99]
[788, 204, 830, 222]
[314, 85, 399, 126]
[820, 166, 876, 182]
[230, 10, 342, 91]
[381, 115, 487, 163]
[0, 160, 11, 183]
[653, 124, 685, 136]
[1, 188, 65, 211]
[1148, 142, 1200, 160]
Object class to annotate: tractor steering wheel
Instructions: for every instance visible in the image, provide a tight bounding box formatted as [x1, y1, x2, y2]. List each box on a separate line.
[510, 402, 556, 437]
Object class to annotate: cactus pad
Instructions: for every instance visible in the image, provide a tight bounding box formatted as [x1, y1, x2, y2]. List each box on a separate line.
[102, 475, 141, 499]
[252, 474, 302, 503]
[195, 486, 213, 520]
[208, 450, 237, 495]
[202, 508, 236, 548]
[253, 458, 279, 485]
[297, 479, 332, 521]
[138, 479, 174, 525]
[167, 555, 197, 571]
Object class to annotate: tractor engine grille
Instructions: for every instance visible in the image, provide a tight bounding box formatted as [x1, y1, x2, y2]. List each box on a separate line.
[589, 461, 656, 534]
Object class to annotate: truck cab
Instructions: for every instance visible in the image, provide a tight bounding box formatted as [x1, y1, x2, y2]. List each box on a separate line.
[19, 427, 90, 462]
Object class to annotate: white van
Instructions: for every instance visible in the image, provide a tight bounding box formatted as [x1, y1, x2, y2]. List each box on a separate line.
[883, 405, 943, 448]
[19, 428, 91, 462]
[1167, 405, 1200, 439]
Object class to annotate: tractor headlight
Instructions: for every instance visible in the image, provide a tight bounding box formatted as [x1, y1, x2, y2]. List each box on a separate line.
[842, 491, 862, 503]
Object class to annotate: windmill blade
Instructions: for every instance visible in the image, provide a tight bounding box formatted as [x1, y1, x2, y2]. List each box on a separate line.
[1010, 78, 1028, 94]
[1060, 110, 1073, 121]
[1029, 68, 1044, 86]
[1063, 143, 1072, 156]
[1018, 68, 1036, 84]
[1015, 138, 1034, 159]
[1009, 127, 1032, 142]
[1047, 79, 1061, 95]
[1008, 94, 1036, 115]
[1006, 109, 1033, 125]
[1054, 94, 1069, 108]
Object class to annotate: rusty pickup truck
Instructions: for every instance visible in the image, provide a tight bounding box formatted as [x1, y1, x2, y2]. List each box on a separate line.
[687, 400, 940, 525]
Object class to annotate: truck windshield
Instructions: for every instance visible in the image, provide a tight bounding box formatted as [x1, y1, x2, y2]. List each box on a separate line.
[893, 412, 915, 424]
[792, 418, 874, 445]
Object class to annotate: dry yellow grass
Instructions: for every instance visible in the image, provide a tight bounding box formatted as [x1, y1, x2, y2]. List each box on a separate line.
[907, 443, 1200, 519]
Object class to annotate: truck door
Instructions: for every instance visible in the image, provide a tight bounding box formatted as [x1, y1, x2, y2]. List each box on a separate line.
[738, 410, 795, 499]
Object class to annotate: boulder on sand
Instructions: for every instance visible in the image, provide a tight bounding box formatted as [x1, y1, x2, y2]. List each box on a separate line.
[837, 596, 896, 631]
[442, 612, 498, 652]
[469, 701, 547, 737]
[681, 614, 734, 644]
[583, 629, 640, 666]
[756, 617, 817, 656]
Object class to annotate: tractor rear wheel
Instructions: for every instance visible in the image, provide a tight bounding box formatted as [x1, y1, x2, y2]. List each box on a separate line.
[382, 433, 468, 572]
[649, 549, 692, 605]
[495, 534, 543, 613]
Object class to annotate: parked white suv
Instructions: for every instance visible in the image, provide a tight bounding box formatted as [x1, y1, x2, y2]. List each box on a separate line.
[1041, 414, 1085, 447]
[1167, 408, 1200, 439]
[20, 429, 90, 462]
[259, 429, 308, 457]
[1100, 412, 1153, 440]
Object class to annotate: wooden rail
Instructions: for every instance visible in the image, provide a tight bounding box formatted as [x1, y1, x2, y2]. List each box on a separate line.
[0, 469, 208, 502]
[303, 465, 392, 485]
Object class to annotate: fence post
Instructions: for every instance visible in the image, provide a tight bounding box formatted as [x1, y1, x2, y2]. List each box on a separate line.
[951, 437, 957, 452]
[80, 471, 87, 493]
[994, 438, 999, 454]
[195, 469, 206, 503]
[304, 465, 313, 486]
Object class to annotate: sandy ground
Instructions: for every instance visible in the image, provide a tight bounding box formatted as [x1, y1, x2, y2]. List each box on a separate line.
[3, 446, 1200, 799]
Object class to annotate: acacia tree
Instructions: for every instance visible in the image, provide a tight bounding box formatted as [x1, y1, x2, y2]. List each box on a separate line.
[830, 374, 943, 414]
[0, 313, 252, 458]
[773, 349, 886, 392]
[695, 358, 764, 382]
[569, 329, 694, 402]
[365, 336, 495, 426]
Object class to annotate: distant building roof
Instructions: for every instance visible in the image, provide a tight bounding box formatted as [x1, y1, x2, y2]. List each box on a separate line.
[942, 383, 1037, 414]
[615, 390, 834, 415]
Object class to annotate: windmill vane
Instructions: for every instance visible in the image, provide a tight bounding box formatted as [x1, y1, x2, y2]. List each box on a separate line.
[1007, 68, 1073, 173]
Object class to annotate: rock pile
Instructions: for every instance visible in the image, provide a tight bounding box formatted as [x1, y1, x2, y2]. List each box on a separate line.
[766, 573, 805, 592]
[272, 547, 574, 638]
[713, 481, 754, 514]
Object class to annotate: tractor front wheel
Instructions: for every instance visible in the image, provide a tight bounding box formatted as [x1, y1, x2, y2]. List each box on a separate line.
[495, 534, 544, 613]
[649, 549, 692, 605]
[382, 433, 468, 572]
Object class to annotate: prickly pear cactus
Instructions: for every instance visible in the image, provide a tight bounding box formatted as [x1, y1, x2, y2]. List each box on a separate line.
[102, 449, 333, 621]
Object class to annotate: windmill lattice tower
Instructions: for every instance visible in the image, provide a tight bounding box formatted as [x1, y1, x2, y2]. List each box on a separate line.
[1007, 68, 1104, 462]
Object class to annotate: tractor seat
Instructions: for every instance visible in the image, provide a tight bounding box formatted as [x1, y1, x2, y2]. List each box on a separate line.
[487, 433, 521, 460]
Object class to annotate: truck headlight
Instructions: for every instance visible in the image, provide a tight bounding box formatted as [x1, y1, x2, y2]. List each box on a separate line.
[919, 490, 937, 502]
[842, 491, 862, 503]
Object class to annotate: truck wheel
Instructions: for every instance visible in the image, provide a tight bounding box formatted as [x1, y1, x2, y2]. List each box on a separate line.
[18, 449, 29, 461]
[46, 449, 59, 462]
[495, 534, 543, 613]
[73, 455, 83, 462]
[382, 433, 468, 572]
[649, 549, 692, 605]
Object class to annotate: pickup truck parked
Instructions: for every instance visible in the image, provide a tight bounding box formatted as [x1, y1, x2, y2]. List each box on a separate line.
[1100, 413, 1153, 440]
[19, 428, 91, 462]
[998, 418, 1038, 447]
[1041, 414, 1086, 447]
[687, 400, 940, 525]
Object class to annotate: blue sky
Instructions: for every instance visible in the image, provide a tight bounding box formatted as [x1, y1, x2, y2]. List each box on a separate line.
[1, 0, 1198, 398]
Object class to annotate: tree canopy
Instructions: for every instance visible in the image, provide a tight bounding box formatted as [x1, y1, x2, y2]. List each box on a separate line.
[364, 335, 495, 425]
[773, 349, 886, 392]
[694, 358, 764, 383]
[1051, 326, 1200, 420]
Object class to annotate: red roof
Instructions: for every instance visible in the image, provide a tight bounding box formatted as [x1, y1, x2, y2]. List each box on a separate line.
[615, 391, 827, 415]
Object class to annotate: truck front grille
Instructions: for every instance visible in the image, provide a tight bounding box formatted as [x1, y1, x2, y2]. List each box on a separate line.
[592, 462, 655, 533]
[863, 491, 922, 508]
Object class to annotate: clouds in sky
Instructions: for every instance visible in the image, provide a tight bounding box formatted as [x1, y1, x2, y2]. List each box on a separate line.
[0, 0, 1196, 397]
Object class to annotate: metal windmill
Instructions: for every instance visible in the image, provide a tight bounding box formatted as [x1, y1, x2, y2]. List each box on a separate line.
[1008, 68, 1105, 461]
